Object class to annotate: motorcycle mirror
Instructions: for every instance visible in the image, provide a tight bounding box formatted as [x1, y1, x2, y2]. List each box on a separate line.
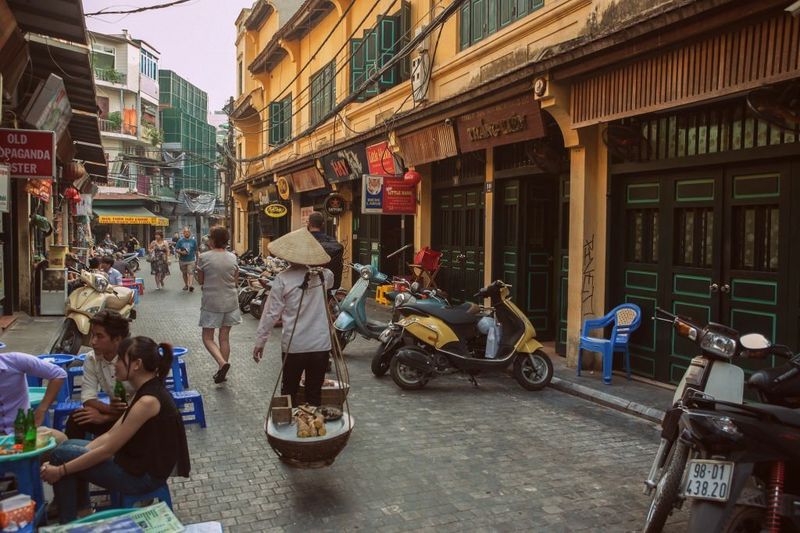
[740, 333, 771, 351]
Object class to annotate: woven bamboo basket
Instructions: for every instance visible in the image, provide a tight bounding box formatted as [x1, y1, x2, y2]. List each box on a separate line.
[295, 379, 350, 408]
[265, 413, 354, 468]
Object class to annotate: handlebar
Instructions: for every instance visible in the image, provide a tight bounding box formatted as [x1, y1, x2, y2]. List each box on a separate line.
[386, 243, 414, 259]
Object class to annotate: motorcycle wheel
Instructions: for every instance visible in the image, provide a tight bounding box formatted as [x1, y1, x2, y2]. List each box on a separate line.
[250, 300, 263, 320]
[513, 350, 553, 391]
[129, 259, 139, 273]
[371, 341, 395, 377]
[716, 505, 763, 533]
[54, 320, 82, 354]
[390, 355, 428, 390]
[643, 440, 690, 533]
[239, 291, 256, 313]
[335, 330, 353, 352]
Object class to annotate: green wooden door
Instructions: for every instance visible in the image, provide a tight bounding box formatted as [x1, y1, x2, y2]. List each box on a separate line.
[556, 177, 570, 353]
[432, 187, 485, 302]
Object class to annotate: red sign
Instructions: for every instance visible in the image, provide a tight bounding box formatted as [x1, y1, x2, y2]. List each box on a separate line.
[366, 141, 400, 176]
[0, 128, 55, 179]
[382, 179, 416, 215]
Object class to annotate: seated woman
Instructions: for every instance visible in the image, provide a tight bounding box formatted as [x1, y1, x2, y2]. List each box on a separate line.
[40, 337, 190, 524]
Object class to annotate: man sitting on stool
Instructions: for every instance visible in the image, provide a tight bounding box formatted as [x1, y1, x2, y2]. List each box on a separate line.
[65, 310, 133, 439]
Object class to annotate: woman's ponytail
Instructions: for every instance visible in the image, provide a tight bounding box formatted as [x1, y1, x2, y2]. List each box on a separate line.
[157, 342, 174, 382]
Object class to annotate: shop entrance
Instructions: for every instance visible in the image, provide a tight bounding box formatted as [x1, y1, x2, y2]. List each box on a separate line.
[612, 160, 798, 383]
[352, 196, 412, 281]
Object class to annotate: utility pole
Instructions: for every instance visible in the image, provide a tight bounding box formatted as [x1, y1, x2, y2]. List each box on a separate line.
[222, 97, 235, 235]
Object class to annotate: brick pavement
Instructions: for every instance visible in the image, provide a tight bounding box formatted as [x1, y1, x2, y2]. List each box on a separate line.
[131, 272, 687, 532]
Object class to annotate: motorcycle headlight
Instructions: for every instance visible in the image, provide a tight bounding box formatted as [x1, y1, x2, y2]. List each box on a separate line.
[684, 413, 744, 449]
[93, 276, 109, 292]
[701, 332, 737, 358]
[360, 266, 372, 280]
[86, 306, 102, 315]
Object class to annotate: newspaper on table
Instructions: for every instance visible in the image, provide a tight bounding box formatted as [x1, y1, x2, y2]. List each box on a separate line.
[39, 502, 184, 533]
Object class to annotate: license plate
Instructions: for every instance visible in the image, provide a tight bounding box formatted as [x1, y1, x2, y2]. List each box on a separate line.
[683, 460, 734, 501]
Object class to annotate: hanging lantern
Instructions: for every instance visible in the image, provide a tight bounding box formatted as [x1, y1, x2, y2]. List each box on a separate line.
[64, 187, 81, 202]
[403, 166, 421, 186]
[62, 161, 86, 183]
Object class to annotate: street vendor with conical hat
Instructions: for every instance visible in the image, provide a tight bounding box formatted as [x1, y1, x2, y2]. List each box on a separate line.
[252, 228, 333, 406]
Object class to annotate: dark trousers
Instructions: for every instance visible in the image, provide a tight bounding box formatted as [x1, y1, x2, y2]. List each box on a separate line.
[282, 351, 328, 406]
[64, 412, 116, 440]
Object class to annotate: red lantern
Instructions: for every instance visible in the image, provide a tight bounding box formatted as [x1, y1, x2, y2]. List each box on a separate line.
[404, 167, 421, 186]
[65, 187, 81, 201]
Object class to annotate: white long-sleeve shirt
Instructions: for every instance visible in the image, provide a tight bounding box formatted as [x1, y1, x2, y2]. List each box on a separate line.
[255, 265, 334, 353]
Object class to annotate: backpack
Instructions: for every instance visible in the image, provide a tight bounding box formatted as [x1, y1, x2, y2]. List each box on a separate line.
[312, 232, 344, 289]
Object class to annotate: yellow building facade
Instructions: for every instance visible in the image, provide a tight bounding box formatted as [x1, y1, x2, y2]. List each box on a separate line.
[231, 0, 800, 384]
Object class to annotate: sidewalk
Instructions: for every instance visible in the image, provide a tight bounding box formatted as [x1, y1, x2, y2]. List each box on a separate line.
[0, 313, 63, 355]
[368, 297, 672, 424]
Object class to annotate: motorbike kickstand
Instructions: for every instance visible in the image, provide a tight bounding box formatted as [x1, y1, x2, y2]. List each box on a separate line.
[468, 375, 480, 387]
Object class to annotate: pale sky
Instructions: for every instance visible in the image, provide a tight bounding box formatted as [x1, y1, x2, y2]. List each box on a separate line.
[83, 0, 254, 111]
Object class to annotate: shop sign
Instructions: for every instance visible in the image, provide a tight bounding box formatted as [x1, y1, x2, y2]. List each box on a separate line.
[276, 176, 291, 200]
[0, 164, 8, 213]
[25, 178, 52, 202]
[76, 193, 92, 217]
[396, 123, 458, 167]
[366, 141, 402, 176]
[324, 193, 346, 217]
[361, 175, 416, 215]
[264, 202, 288, 218]
[456, 95, 545, 152]
[290, 167, 325, 193]
[0, 128, 56, 179]
[321, 144, 369, 183]
[300, 206, 314, 226]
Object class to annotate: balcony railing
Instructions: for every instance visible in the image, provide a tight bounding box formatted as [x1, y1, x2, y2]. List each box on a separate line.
[94, 68, 127, 84]
[99, 119, 137, 136]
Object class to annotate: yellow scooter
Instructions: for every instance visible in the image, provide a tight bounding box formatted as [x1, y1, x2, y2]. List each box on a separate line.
[52, 270, 136, 353]
[387, 280, 553, 391]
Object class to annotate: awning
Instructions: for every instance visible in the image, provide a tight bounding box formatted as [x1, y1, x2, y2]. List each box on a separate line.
[93, 206, 168, 226]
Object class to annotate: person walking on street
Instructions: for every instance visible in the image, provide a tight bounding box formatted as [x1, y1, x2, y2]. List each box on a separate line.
[176, 227, 198, 292]
[252, 228, 333, 407]
[307, 211, 344, 290]
[196, 226, 240, 383]
[148, 231, 171, 290]
[64, 310, 133, 440]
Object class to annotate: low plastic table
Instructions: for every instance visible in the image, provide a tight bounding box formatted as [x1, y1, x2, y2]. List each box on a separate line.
[34, 354, 76, 402]
[0, 434, 57, 526]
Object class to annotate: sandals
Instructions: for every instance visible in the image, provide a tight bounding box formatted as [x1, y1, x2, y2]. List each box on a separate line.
[213, 363, 231, 383]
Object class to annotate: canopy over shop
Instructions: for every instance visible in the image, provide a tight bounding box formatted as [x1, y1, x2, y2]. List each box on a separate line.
[93, 206, 169, 226]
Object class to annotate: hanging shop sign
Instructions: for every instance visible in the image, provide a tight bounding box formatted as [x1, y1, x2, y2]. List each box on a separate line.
[361, 175, 416, 215]
[395, 123, 458, 167]
[276, 176, 291, 200]
[456, 95, 546, 152]
[264, 202, 288, 218]
[290, 167, 325, 193]
[0, 164, 8, 213]
[0, 128, 56, 179]
[25, 178, 52, 202]
[366, 141, 403, 176]
[76, 193, 92, 217]
[323, 193, 347, 217]
[321, 143, 369, 183]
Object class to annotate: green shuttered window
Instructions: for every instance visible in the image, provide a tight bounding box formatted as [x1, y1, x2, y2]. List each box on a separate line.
[269, 95, 291, 146]
[310, 61, 335, 127]
[461, 0, 544, 50]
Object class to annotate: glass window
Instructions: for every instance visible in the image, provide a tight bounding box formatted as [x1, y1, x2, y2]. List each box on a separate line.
[140, 49, 158, 79]
[460, 0, 544, 50]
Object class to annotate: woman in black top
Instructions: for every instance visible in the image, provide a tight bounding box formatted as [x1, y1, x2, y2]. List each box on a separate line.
[41, 337, 190, 523]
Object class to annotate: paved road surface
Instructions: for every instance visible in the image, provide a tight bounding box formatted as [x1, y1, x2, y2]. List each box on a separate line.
[131, 270, 686, 532]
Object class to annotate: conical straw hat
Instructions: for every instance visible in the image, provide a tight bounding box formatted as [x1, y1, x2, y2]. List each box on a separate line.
[268, 228, 330, 266]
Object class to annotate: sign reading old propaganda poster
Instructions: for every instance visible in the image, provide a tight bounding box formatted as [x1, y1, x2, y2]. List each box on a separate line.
[362, 175, 384, 214]
[366, 141, 403, 176]
[276, 176, 291, 200]
[321, 144, 369, 183]
[382, 179, 416, 215]
[456, 95, 545, 152]
[324, 193, 346, 217]
[291, 167, 325, 192]
[0, 164, 9, 213]
[0, 128, 56, 179]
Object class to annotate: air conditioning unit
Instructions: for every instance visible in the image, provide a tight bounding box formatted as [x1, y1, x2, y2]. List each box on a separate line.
[411, 53, 430, 103]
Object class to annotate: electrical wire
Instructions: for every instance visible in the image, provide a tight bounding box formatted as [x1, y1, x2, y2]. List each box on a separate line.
[85, 0, 195, 17]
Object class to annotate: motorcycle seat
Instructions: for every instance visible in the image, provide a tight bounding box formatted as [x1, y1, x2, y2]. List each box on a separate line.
[104, 287, 135, 310]
[404, 302, 482, 325]
[744, 402, 800, 428]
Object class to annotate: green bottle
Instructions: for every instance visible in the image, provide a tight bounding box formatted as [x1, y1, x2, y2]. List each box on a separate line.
[23, 409, 36, 451]
[13, 409, 25, 446]
[114, 380, 127, 403]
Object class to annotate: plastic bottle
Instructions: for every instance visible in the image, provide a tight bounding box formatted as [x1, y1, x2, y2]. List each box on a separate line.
[114, 380, 127, 403]
[13, 409, 25, 445]
[23, 409, 36, 451]
[486, 324, 499, 359]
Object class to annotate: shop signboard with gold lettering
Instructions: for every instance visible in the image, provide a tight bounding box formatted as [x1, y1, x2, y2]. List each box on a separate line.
[455, 95, 545, 152]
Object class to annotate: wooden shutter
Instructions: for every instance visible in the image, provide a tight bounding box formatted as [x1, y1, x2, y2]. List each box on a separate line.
[471, 0, 485, 44]
[378, 16, 398, 88]
[363, 28, 379, 98]
[350, 38, 367, 101]
[460, 3, 471, 50]
[281, 96, 291, 142]
[398, 1, 412, 81]
[499, 0, 512, 27]
[269, 102, 280, 145]
[487, 0, 497, 35]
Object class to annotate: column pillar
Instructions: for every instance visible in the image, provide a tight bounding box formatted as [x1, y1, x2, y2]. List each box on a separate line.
[290, 193, 301, 230]
[483, 147, 494, 286]
[336, 183, 354, 289]
[414, 162, 432, 250]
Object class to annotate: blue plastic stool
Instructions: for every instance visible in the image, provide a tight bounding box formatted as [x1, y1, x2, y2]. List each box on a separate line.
[171, 390, 206, 428]
[111, 484, 172, 510]
[53, 400, 82, 431]
[68, 366, 84, 397]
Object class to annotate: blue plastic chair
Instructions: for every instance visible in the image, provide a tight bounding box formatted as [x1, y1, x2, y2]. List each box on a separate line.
[110, 484, 172, 510]
[577, 303, 642, 385]
[166, 352, 206, 428]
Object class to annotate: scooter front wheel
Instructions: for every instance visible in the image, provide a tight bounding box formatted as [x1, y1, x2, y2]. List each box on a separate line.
[371, 341, 394, 377]
[390, 355, 428, 390]
[513, 350, 553, 391]
[53, 320, 82, 354]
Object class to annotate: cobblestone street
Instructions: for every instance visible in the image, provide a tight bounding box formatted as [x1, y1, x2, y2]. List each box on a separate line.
[131, 272, 685, 532]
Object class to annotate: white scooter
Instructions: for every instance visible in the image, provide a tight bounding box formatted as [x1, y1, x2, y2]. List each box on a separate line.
[51, 270, 137, 354]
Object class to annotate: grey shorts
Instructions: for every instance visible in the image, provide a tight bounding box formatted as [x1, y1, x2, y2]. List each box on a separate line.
[179, 261, 195, 274]
[199, 308, 242, 329]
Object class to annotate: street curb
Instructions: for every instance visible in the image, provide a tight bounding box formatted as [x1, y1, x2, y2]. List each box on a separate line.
[549, 376, 665, 425]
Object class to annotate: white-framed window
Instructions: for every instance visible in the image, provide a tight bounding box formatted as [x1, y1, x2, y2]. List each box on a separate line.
[91, 44, 116, 70]
[140, 49, 158, 79]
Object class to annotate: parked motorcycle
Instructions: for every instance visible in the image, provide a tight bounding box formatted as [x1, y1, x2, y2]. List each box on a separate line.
[119, 251, 140, 274]
[51, 270, 137, 354]
[238, 271, 263, 313]
[386, 279, 553, 391]
[680, 343, 800, 532]
[333, 262, 392, 350]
